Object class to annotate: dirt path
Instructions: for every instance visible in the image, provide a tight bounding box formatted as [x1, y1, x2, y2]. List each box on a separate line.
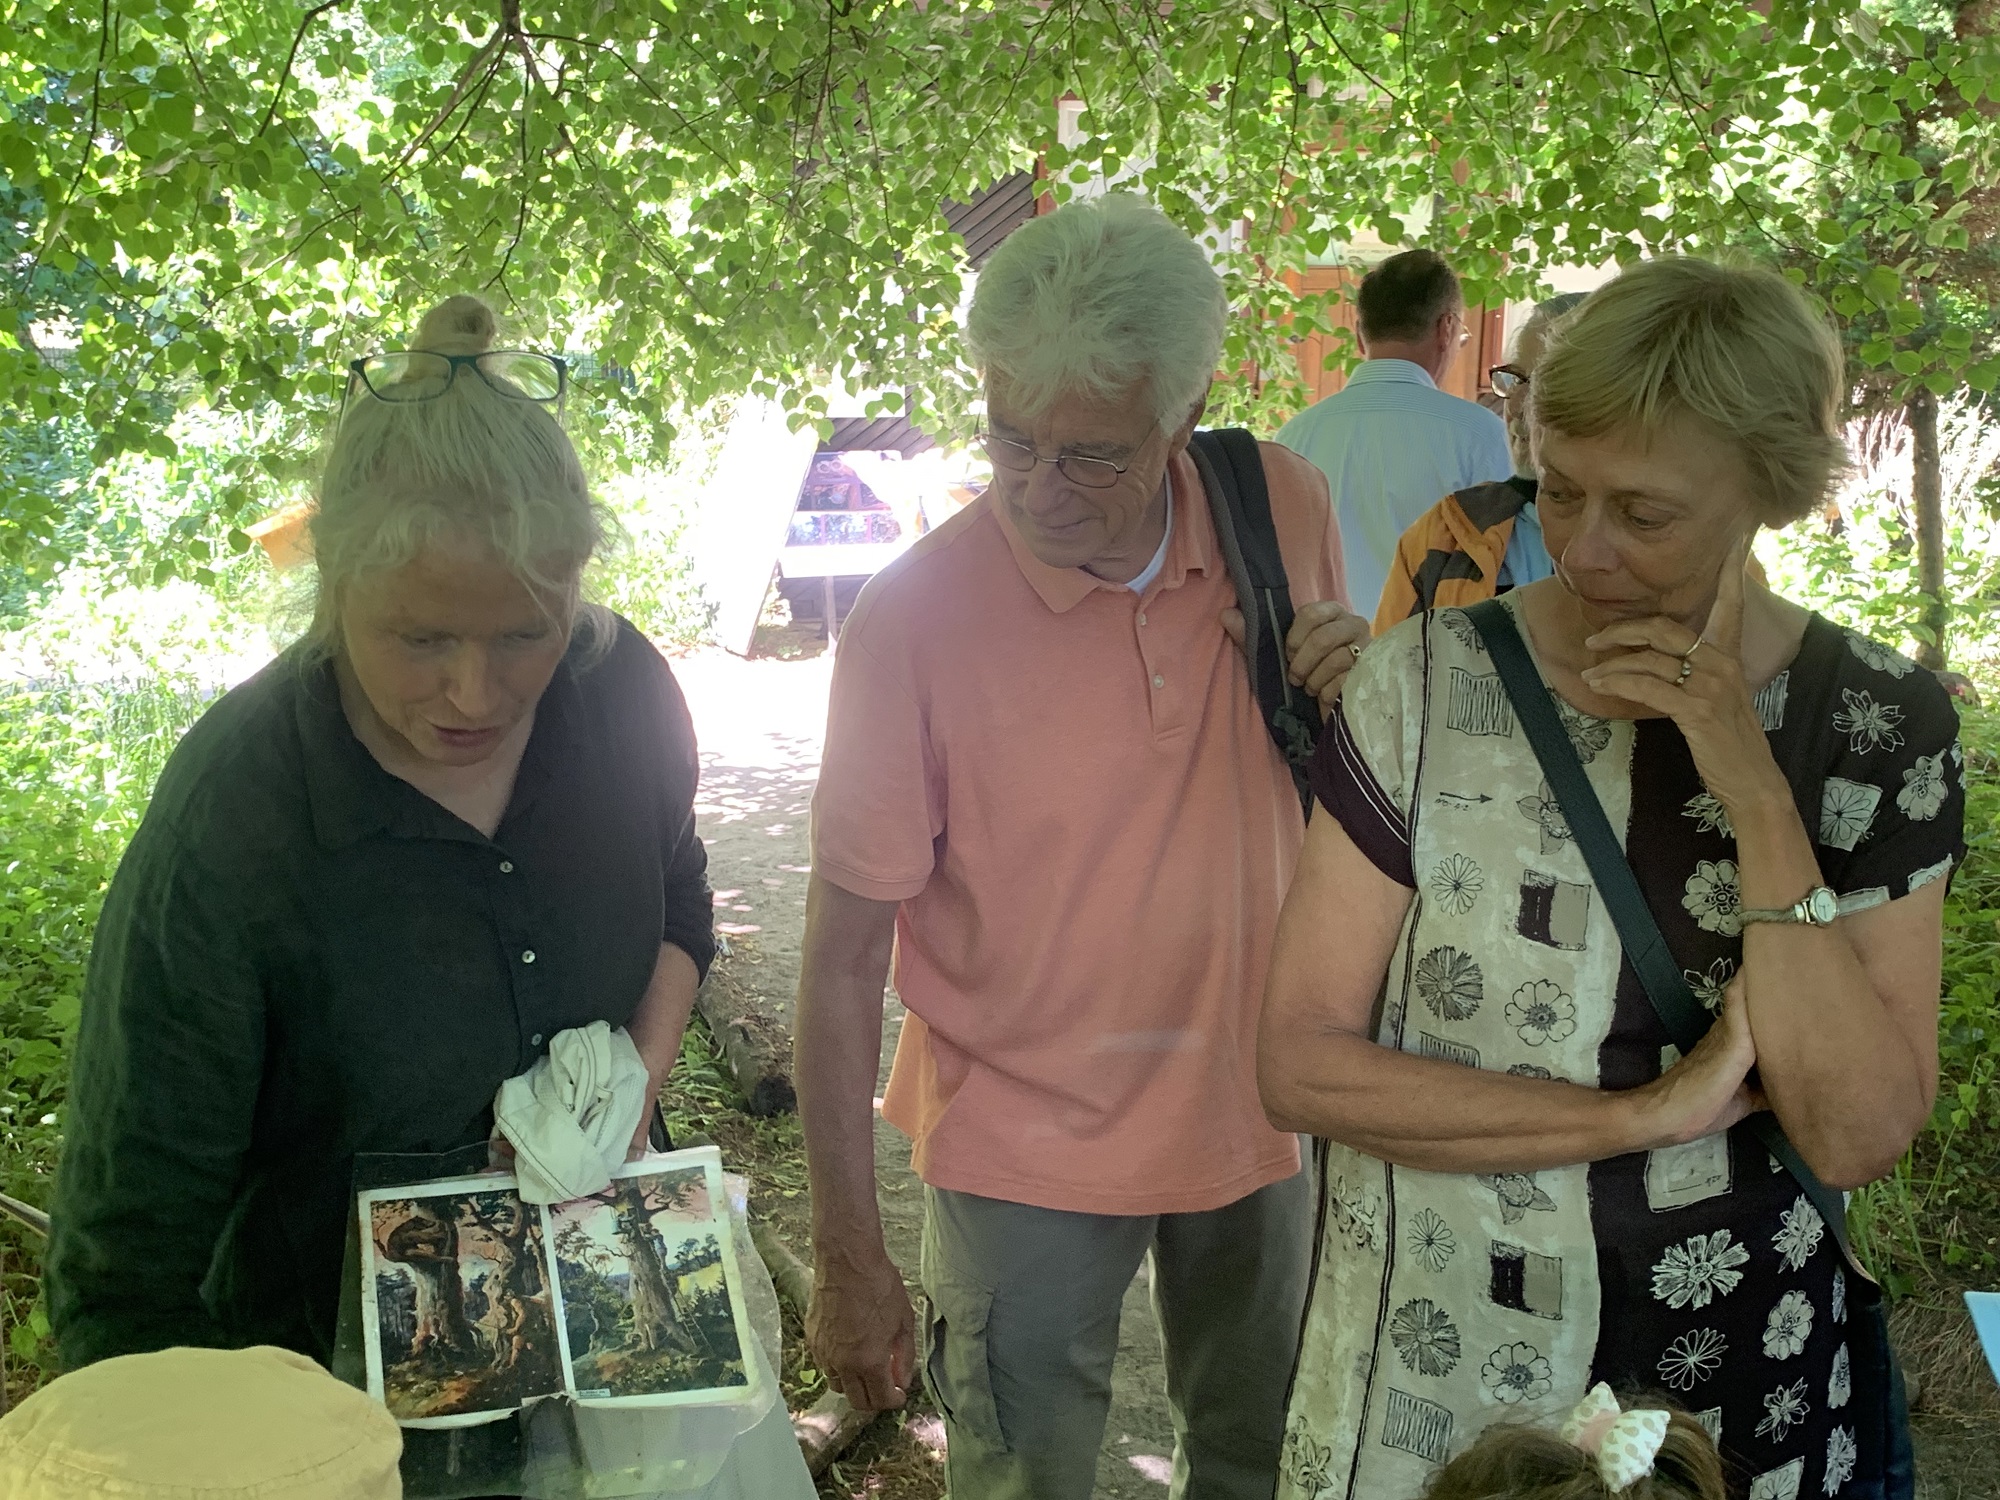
[675, 647, 1178, 1498]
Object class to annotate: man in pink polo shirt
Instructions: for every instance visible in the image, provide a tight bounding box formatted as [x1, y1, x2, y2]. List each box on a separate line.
[796, 193, 1366, 1500]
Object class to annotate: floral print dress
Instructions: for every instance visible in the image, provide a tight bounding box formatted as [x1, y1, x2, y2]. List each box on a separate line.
[1278, 601, 1965, 1500]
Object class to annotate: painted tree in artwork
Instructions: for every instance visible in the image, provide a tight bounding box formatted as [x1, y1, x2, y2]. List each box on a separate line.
[608, 1179, 698, 1357]
[380, 1202, 476, 1362]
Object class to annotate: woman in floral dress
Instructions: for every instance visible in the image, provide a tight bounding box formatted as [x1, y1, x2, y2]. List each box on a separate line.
[1260, 257, 1965, 1500]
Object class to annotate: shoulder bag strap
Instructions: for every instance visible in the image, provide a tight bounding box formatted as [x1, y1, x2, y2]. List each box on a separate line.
[1189, 429, 1320, 808]
[1463, 599, 1871, 1282]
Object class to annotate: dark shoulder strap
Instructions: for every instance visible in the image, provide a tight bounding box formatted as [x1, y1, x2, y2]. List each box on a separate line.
[1462, 599, 1870, 1280]
[1189, 429, 1321, 806]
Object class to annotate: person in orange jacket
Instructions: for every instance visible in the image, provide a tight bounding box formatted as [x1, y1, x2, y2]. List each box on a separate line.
[1372, 293, 1586, 633]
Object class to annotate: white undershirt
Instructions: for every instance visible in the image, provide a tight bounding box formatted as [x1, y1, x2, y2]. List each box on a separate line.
[1124, 480, 1175, 594]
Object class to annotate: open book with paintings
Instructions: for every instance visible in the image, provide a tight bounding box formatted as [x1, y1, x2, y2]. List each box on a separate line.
[358, 1145, 760, 1427]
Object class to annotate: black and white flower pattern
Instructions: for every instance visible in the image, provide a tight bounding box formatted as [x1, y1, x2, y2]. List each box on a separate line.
[1846, 631, 1916, 679]
[1407, 1208, 1457, 1273]
[1652, 1229, 1751, 1310]
[1764, 1289, 1815, 1359]
[1428, 854, 1484, 916]
[1505, 979, 1577, 1047]
[1440, 608, 1484, 654]
[1833, 688, 1906, 754]
[1557, 699, 1614, 763]
[1828, 1344, 1851, 1410]
[1772, 1196, 1825, 1272]
[1757, 1377, 1811, 1440]
[1683, 789, 1735, 838]
[1898, 750, 1950, 822]
[1683, 860, 1744, 936]
[1818, 778, 1881, 851]
[1832, 1268, 1847, 1325]
[1480, 1341, 1553, 1404]
[1684, 956, 1737, 1014]
[1389, 1298, 1463, 1377]
[1478, 1172, 1558, 1225]
[1824, 1427, 1858, 1494]
[1414, 946, 1483, 1021]
[1657, 1328, 1728, 1391]
[1507, 1062, 1555, 1080]
[1284, 1421, 1335, 1495]
[1517, 784, 1572, 848]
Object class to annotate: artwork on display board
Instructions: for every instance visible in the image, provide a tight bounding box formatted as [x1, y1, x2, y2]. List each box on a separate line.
[358, 1146, 758, 1427]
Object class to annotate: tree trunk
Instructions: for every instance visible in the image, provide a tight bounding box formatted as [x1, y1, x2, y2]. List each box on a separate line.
[1907, 388, 1948, 671]
[615, 1183, 695, 1354]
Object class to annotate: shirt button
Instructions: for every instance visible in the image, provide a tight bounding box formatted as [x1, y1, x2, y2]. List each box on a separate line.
[1137, 612, 1148, 627]
[521, 949, 537, 965]
[1152, 674, 1165, 689]
[499, 860, 515, 874]
[530, 1032, 544, 1047]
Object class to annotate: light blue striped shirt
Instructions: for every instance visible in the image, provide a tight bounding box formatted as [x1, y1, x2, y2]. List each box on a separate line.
[1274, 359, 1513, 619]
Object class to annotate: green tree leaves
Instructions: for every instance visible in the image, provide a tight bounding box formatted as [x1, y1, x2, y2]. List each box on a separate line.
[2, 1, 1998, 586]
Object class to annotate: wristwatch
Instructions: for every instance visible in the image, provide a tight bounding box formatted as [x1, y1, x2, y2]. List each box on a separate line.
[1737, 884, 1841, 927]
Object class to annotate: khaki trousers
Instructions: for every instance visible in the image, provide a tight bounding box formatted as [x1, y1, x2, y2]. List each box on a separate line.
[919, 1170, 1312, 1500]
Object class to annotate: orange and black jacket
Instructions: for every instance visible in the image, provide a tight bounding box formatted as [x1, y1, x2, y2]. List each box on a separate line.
[1372, 476, 1537, 635]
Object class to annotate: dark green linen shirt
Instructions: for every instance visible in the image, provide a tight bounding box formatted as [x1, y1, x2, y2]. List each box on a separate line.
[48, 616, 715, 1371]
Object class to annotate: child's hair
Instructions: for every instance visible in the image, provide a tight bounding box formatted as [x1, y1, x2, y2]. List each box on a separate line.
[1421, 1407, 1727, 1500]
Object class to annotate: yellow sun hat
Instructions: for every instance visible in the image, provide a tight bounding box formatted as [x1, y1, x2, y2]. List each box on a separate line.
[0, 1344, 402, 1498]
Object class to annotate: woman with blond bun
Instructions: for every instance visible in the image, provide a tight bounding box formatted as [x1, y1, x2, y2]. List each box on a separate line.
[48, 297, 714, 1411]
[1266, 257, 1962, 1499]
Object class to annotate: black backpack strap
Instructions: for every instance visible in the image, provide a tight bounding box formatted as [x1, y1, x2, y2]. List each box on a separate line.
[1188, 428, 1322, 810]
[1463, 598, 1871, 1283]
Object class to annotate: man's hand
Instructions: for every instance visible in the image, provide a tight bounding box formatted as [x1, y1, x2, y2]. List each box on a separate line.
[807, 1243, 918, 1412]
[1223, 599, 1370, 714]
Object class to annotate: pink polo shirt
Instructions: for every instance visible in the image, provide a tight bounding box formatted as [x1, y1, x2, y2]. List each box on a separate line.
[811, 443, 1347, 1214]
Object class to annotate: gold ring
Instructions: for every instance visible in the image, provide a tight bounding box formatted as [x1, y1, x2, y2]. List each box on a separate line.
[1675, 655, 1696, 687]
[1681, 638, 1706, 662]
[1348, 642, 1364, 662]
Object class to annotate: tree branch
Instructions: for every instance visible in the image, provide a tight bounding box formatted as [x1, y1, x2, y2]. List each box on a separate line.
[256, 1, 342, 139]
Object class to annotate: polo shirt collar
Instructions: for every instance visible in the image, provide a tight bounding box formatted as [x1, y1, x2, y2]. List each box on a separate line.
[996, 450, 1213, 613]
[1346, 357, 1438, 390]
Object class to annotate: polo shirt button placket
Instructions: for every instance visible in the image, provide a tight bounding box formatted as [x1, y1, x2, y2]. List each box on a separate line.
[1152, 674, 1165, 690]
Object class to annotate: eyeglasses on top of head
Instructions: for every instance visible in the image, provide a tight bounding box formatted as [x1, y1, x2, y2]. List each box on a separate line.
[975, 431, 1135, 490]
[1488, 365, 1529, 396]
[344, 350, 569, 409]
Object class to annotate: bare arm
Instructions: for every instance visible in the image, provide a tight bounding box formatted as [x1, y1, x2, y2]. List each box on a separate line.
[794, 874, 913, 1412]
[1260, 812, 1759, 1172]
[626, 941, 701, 1152]
[1730, 800, 1942, 1188]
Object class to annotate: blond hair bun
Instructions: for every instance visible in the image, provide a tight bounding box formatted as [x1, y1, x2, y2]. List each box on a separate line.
[413, 294, 497, 356]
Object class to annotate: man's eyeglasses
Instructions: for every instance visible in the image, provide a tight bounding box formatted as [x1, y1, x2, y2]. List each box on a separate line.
[977, 430, 1143, 490]
[1488, 364, 1529, 396]
[343, 350, 569, 412]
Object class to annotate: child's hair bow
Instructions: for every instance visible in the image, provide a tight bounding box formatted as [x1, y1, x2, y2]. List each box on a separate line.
[1558, 1383, 1670, 1492]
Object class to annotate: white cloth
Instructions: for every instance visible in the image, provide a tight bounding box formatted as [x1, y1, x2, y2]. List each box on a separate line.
[493, 1021, 651, 1205]
[1274, 358, 1512, 619]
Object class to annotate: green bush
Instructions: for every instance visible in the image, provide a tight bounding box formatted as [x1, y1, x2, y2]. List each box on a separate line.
[0, 678, 219, 1390]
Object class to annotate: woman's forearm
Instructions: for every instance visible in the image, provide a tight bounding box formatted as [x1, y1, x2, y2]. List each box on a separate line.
[1262, 1026, 1677, 1175]
[1730, 792, 1935, 1187]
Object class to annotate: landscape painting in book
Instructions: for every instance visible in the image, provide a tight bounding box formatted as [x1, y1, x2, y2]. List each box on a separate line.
[549, 1165, 750, 1401]
[363, 1184, 562, 1422]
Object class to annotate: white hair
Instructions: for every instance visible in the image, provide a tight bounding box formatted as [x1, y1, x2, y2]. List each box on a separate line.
[966, 193, 1226, 430]
[304, 294, 613, 660]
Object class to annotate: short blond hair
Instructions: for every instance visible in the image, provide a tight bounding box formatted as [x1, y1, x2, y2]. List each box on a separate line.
[306, 294, 611, 659]
[1530, 257, 1846, 526]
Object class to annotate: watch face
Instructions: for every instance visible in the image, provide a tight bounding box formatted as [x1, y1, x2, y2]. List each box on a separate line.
[1806, 887, 1841, 924]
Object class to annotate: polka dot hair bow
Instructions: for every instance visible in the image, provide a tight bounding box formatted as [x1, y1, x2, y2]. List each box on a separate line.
[1559, 1383, 1670, 1493]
